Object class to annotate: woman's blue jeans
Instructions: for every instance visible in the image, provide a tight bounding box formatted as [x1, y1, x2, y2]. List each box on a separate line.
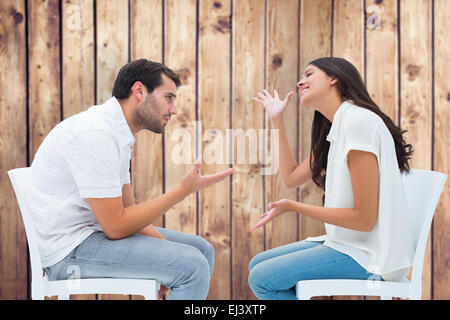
[248, 240, 383, 300]
[44, 227, 214, 300]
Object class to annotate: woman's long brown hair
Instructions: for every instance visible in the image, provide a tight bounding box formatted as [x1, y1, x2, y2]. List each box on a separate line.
[306, 57, 413, 202]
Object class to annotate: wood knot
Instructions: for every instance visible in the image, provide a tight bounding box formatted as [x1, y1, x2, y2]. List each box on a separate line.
[213, 16, 231, 34]
[375, 0, 383, 4]
[13, 12, 24, 24]
[407, 106, 419, 124]
[272, 55, 283, 68]
[213, 1, 222, 8]
[406, 64, 420, 81]
[176, 68, 191, 83]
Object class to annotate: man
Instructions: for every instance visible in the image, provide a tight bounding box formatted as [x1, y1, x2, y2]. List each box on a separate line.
[30, 59, 234, 300]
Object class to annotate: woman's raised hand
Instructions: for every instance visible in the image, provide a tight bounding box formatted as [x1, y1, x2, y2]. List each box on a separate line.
[252, 89, 294, 121]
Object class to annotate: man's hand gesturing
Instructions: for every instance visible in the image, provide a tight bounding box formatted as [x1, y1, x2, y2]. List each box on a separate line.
[179, 157, 234, 195]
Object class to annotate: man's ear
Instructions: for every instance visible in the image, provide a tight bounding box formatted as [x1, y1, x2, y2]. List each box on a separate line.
[132, 81, 146, 101]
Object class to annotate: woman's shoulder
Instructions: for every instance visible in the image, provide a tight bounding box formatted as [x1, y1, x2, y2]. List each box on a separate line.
[344, 102, 382, 124]
[341, 102, 383, 136]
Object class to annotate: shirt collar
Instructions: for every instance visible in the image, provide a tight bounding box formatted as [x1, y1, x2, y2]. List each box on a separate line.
[103, 96, 136, 147]
[326, 100, 352, 142]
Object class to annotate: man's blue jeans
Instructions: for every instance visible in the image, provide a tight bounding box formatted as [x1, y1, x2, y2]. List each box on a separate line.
[44, 227, 214, 300]
[248, 240, 383, 300]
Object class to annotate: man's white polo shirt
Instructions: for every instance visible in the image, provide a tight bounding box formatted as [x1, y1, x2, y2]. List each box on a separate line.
[30, 97, 135, 268]
[306, 100, 415, 282]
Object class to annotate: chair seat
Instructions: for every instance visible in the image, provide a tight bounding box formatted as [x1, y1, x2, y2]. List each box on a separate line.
[38, 276, 159, 299]
[296, 279, 411, 299]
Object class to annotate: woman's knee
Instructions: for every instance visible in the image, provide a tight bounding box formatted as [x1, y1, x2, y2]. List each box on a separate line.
[248, 251, 267, 272]
[248, 262, 273, 298]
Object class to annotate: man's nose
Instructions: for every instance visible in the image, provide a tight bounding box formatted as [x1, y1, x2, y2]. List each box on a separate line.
[169, 103, 177, 115]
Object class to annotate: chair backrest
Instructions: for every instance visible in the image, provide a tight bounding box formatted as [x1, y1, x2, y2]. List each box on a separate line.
[8, 168, 46, 295]
[402, 169, 447, 288]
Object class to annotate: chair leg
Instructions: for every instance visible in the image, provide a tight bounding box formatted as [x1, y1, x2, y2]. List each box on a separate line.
[58, 294, 70, 300]
[380, 296, 392, 300]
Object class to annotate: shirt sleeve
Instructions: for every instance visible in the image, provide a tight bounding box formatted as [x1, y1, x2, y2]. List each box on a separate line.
[65, 130, 123, 198]
[121, 146, 132, 185]
[342, 114, 381, 164]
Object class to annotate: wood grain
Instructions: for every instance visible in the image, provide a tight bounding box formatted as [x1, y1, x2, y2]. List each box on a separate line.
[332, 0, 365, 300]
[400, 0, 432, 300]
[366, 0, 398, 123]
[432, 0, 449, 301]
[0, 0, 28, 300]
[130, 0, 164, 231]
[0, 0, 448, 301]
[164, 0, 197, 236]
[28, 0, 61, 160]
[298, 0, 330, 242]
[62, 0, 94, 118]
[231, 0, 265, 300]
[198, 0, 232, 299]
[265, 0, 299, 250]
[333, 0, 364, 76]
[62, 0, 95, 300]
[96, 0, 129, 300]
[299, 0, 332, 300]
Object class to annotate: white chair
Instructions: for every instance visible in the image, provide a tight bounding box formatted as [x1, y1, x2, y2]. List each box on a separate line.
[8, 167, 160, 300]
[296, 169, 447, 300]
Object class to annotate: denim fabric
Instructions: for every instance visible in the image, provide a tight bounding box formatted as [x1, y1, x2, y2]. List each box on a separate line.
[44, 227, 214, 300]
[248, 240, 383, 300]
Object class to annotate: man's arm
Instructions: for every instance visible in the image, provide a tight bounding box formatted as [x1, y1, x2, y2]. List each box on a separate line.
[87, 185, 187, 240]
[122, 184, 166, 239]
[86, 161, 234, 240]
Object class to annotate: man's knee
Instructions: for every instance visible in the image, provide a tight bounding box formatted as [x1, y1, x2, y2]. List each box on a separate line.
[178, 247, 211, 284]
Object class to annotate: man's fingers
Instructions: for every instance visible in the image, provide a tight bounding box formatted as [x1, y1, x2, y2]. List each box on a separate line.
[205, 167, 234, 182]
[191, 156, 202, 174]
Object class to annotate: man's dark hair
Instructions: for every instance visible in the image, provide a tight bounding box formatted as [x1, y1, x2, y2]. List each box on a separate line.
[112, 59, 181, 99]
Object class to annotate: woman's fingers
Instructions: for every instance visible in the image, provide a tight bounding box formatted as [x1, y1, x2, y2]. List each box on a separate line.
[250, 208, 276, 232]
[256, 92, 267, 100]
[250, 214, 271, 232]
[252, 97, 264, 105]
[283, 91, 294, 103]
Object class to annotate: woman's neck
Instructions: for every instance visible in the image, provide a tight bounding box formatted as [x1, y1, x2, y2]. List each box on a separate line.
[318, 94, 345, 123]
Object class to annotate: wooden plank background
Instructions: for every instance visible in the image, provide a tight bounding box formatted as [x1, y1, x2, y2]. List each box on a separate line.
[0, 0, 448, 300]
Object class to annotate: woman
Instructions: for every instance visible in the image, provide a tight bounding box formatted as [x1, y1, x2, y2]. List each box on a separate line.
[248, 57, 415, 300]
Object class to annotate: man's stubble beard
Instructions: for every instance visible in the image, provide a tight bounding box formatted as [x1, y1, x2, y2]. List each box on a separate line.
[133, 94, 165, 134]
